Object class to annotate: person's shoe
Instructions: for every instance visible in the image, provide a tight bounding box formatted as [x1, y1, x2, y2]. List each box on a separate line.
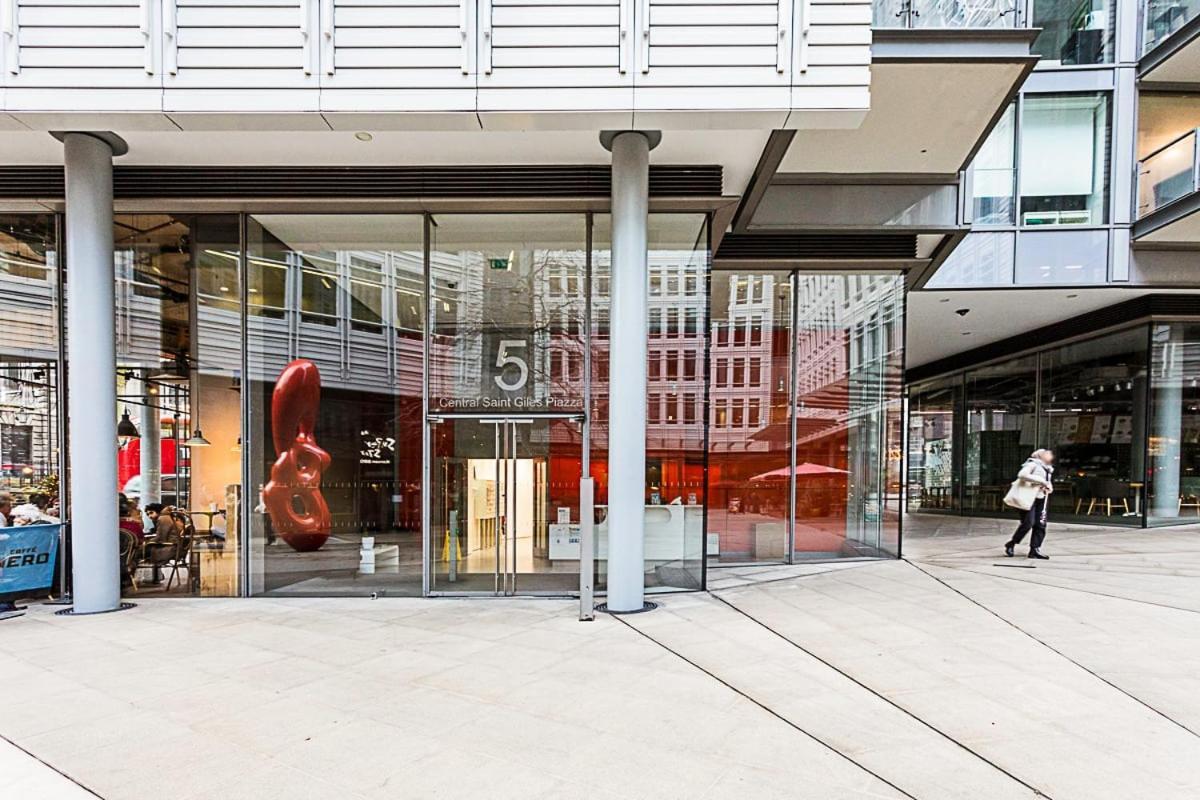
[1028, 549, 1049, 560]
[1004, 542, 1015, 557]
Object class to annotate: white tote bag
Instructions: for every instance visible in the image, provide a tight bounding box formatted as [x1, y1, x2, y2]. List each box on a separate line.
[1003, 478, 1039, 511]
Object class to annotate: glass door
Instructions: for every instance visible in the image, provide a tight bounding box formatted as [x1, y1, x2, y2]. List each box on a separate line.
[429, 415, 583, 595]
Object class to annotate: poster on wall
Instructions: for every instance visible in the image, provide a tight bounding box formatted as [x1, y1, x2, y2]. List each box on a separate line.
[1074, 415, 1094, 445]
[1058, 415, 1080, 445]
[1111, 416, 1133, 444]
[1090, 415, 1113, 444]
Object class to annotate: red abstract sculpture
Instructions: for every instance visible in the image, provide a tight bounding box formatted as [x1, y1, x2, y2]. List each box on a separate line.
[263, 359, 332, 552]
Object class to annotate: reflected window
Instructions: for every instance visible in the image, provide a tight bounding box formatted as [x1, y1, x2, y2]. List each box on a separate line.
[1031, 0, 1113, 65]
[972, 105, 1016, 225]
[926, 233, 1015, 288]
[1019, 93, 1110, 226]
[1015, 229, 1108, 284]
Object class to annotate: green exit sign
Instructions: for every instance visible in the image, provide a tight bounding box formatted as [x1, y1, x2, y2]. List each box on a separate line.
[488, 257, 510, 271]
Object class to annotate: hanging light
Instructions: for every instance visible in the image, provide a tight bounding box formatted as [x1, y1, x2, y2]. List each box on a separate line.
[184, 427, 211, 447]
[117, 408, 140, 441]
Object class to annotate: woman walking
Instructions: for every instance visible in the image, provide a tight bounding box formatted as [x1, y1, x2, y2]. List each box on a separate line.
[1005, 449, 1055, 560]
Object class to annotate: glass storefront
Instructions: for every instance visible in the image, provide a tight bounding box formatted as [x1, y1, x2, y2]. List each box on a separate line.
[9, 209, 918, 599]
[0, 215, 60, 523]
[910, 321, 1199, 528]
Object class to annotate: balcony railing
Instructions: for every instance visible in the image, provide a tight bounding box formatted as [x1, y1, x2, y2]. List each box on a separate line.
[1143, 0, 1200, 54]
[1137, 127, 1199, 218]
[874, 0, 1019, 28]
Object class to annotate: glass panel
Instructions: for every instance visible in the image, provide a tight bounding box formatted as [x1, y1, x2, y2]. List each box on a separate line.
[113, 214, 242, 597]
[430, 417, 582, 593]
[0, 215, 60, 520]
[1148, 323, 1200, 526]
[1039, 328, 1148, 526]
[873, 0, 1015, 27]
[972, 105, 1017, 225]
[706, 271, 792, 564]
[963, 356, 1038, 514]
[592, 214, 707, 591]
[246, 215, 424, 596]
[1031, 0, 1113, 65]
[911, 0, 1016, 27]
[1138, 130, 1196, 218]
[1015, 229, 1109, 284]
[907, 379, 961, 512]
[429, 214, 586, 414]
[926, 232, 1015, 288]
[1019, 93, 1110, 227]
[1144, 0, 1200, 53]
[793, 274, 905, 558]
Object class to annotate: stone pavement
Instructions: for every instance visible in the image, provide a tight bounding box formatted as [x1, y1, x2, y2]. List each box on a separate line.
[2, 514, 1198, 799]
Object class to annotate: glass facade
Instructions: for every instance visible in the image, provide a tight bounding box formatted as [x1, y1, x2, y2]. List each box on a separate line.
[1031, 0, 1114, 66]
[0, 215, 59, 516]
[910, 322, 1200, 528]
[14, 209, 913, 599]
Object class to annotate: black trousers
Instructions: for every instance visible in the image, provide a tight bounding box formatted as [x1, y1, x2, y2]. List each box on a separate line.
[1009, 497, 1047, 550]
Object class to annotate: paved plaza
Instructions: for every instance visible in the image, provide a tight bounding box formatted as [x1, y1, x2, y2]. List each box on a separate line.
[3, 514, 1199, 799]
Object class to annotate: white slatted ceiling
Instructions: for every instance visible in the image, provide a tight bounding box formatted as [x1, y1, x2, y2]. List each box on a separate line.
[9, 0, 155, 87]
[642, 0, 787, 86]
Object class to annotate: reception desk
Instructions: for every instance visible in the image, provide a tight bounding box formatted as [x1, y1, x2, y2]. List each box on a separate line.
[548, 503, 704, 562]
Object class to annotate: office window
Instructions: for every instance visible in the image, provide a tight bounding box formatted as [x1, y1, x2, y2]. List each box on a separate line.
[1031, 0, 1113, 66]
[972, 105, 1016, 225]
[1019, 93, 1110, 227]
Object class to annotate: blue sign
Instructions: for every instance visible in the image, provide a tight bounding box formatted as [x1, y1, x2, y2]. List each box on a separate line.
[0, 523, 60, 596]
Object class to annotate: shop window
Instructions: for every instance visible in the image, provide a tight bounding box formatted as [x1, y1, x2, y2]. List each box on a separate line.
[1148, 323, 1200, 526]
[1039, 328, 1147, 525]
[908, 379, 961, 512]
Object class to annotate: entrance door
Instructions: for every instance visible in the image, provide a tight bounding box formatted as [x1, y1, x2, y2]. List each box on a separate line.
[429, 415, 583, 595]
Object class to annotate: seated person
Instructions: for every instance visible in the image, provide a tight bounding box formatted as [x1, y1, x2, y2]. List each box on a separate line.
[119, 493, 145, 543]
[141, 504, 184, 583]
[0, 491, 12, 527]
[11, 493, 59, 525]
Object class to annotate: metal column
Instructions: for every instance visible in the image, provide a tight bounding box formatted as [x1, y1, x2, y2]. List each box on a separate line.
[58, 131, 128, 615]
[600, 130, 659, 613]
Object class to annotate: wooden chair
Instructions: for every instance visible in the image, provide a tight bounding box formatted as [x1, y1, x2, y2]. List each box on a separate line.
[1086, 478, 1130, 516]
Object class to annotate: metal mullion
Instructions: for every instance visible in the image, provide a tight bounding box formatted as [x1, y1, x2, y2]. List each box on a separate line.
[422, 213, 432, 597]
[786, 269, 799, 563]
[238, 211, 251, 596]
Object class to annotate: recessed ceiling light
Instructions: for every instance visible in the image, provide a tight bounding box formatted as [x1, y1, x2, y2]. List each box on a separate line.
[939, 298, 950, 303]
[961, 332, 972, 336]
[354, 131, 373, 142]
[1066, 293, 1078, 298]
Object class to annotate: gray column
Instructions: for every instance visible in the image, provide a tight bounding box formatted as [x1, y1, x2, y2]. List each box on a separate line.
[139, 376, 162, 507]
[601, 130, 657, 612]
[59, 131, 127, 614]
[1151, 325, 1184, 520]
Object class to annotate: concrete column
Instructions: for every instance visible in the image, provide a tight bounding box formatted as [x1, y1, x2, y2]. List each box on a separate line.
[139, 376, 162, 507]
[602, 130, 656, 612]
[60, 131, 127, 614]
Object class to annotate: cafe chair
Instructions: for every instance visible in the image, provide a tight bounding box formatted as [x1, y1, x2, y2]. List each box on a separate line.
[1086, 478, 1131, 517]
[164, 517, 196, 592]
[119, 529, 141, 592]
[1179, 478, 1200, 516]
